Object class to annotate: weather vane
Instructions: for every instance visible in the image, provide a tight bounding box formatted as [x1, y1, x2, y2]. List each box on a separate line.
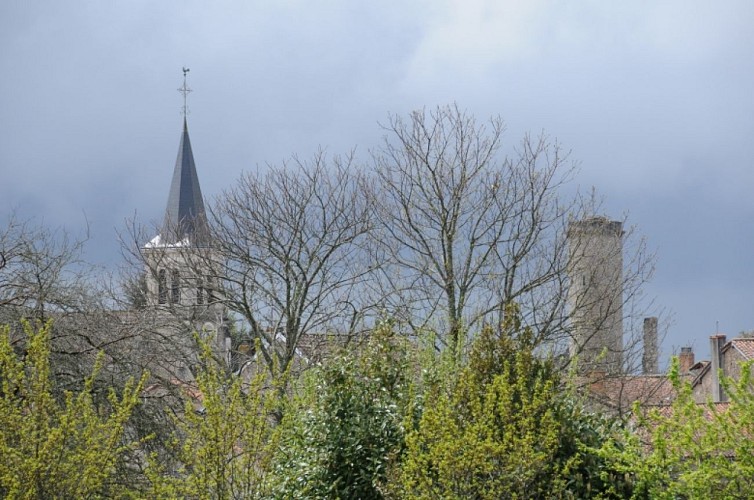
[178, 67, 192, 117]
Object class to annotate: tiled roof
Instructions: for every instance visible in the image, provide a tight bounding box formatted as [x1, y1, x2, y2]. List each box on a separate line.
[730, 338, 754, 360]
[584, 373, 676, 413]
[143, 378, 205, 412]
[642, 401, 730, 419]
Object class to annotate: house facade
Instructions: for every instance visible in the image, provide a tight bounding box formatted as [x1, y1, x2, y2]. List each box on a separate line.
[690, 335, 754, 403]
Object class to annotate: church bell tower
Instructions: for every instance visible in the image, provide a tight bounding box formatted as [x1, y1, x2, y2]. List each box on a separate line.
[143, 69, 230, 374]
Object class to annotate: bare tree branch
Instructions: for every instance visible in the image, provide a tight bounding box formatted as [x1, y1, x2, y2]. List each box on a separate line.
[200, 150, 374, 377]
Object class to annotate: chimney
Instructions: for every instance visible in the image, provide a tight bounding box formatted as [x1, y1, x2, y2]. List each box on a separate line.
[642, 317, 658, 374]
[709, 334, 726, 403]
[678, 347, 694, 374]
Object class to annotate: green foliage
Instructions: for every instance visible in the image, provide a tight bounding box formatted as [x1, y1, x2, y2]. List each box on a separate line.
[599, 357, 754, 499]
[550, 396, 634, 498]
[0, 320, 145, 499]
[395, 306, 631, 499]
[273, 323, 411, 499]
[146, 336, 283, 499]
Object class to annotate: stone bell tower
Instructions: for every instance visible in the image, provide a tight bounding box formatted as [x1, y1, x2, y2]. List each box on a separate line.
[142, 70, 230, 378]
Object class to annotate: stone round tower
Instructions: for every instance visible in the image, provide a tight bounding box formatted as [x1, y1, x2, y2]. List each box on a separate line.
[567, 217, 624, 374]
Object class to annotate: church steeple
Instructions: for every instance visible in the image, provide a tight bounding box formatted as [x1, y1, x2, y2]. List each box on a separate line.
[160, 69, 208, 246]
[142, 70, 230, 378]
[160, 117, 208, 245]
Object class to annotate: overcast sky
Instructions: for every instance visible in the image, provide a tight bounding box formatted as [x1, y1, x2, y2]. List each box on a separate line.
[2, 1, 753, 364]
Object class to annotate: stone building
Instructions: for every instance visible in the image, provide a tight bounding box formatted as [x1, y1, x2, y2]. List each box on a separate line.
[689, 335, 754, 403]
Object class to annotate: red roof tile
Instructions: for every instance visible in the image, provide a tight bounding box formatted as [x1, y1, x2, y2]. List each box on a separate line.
[645, 401, 730, 419]
[730, 338, 754, 360]
[583, 373, 676, 413]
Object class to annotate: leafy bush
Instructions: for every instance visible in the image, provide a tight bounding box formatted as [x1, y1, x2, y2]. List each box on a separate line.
[0, 321, 145, 498]
[272, 324, 411, 499]
[598, 358, 754, 499]
[146, 337, 283, 499]
[394, 306, 632, 499]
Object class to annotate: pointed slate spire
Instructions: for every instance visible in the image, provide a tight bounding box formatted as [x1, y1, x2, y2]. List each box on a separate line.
[160, 118, 209, 245]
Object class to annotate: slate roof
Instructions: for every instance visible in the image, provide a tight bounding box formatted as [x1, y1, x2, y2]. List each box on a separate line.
[161, 118, 209, 246]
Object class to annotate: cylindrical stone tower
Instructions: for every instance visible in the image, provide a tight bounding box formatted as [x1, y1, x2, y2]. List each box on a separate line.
[567, 217, 624, 374]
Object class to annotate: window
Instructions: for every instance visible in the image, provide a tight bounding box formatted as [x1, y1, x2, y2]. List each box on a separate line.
[158, 269, 167, 304]
[171, 269, 180, 304]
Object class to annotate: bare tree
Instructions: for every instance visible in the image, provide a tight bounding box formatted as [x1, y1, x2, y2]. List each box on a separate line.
[371, 105, 577, 350]
[0, 214, 116, 388]
[208, 151, 373, 376]
[0, 212, 91, 318]
[116, 151, 373, 458]
[371, 104, 658, 368]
